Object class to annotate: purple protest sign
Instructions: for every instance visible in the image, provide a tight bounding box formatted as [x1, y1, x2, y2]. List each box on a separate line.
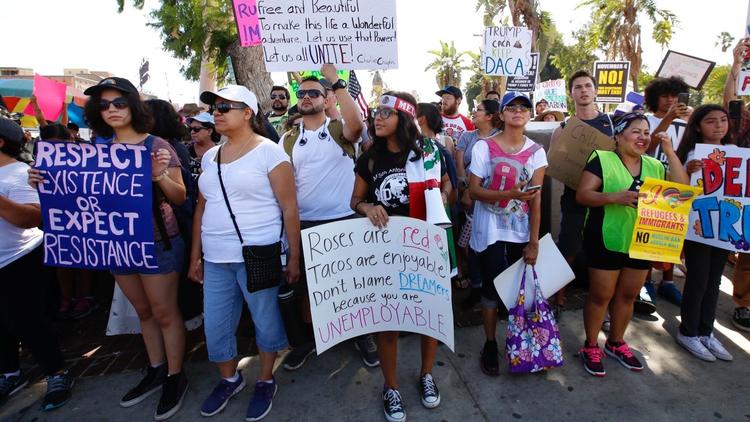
[232, 0, 262, 47]
[34, 140, 157, 271]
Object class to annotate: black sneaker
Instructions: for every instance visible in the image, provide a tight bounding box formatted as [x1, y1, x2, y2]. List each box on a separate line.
[354, 335, 380, 367]
[0, 372, 28, 406]
[282, 342, 316, 371]
[480, 340, 500, 376]
[42, 370, 74, 411]
[382, 388, 405, 422]
[120, 363, 168, 407]
[155, 372, 188, 421]
[418, 373, 440, 409]
[633, 284, 657, 315]
[733, 307, 750, 332]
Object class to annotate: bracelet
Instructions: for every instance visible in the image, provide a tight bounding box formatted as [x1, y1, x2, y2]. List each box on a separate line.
[354, 200, 367, 213]
[152, 170, 168, 182]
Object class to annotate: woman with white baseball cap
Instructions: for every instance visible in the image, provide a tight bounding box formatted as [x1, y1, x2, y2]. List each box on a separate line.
[188, 85, 300, 421]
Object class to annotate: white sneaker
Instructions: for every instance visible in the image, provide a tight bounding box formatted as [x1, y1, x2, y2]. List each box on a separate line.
[700, 334, 733, 361]
[676, 333, 716, 362]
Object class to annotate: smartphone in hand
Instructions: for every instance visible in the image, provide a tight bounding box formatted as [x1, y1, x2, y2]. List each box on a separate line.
[677, 92, 690, 105]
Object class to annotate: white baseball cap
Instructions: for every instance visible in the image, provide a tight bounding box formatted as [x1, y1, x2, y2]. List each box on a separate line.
[200, 85, 259, 115]
[186, 112, 215, 125]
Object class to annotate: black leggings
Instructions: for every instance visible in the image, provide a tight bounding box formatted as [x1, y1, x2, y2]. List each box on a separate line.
[680, 240, 730, 337]
[0, 246, 65, 375]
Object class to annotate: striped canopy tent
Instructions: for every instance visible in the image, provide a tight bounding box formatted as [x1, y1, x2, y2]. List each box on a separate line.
[0, 79, 88, 128]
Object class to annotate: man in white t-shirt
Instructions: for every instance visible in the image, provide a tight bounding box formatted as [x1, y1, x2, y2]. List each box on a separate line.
[642, 76, 691, 307]
[278, 64, 379, 370]
[436, 86, 475, 141]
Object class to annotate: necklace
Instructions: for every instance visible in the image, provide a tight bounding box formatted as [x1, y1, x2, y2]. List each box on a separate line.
[220, 138, 257, 163]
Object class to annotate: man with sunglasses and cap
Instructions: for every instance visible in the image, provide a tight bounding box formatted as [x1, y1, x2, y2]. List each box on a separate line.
[267, 86, 291, 135]
[278, 64, 379, 371]
[436, 86, 475, 142]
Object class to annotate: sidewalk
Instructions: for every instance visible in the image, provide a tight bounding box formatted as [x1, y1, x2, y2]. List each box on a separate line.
[2, 277, 749, 421]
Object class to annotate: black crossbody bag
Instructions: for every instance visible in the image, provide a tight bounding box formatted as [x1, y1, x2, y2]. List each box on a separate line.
[216, 146, 283, 292]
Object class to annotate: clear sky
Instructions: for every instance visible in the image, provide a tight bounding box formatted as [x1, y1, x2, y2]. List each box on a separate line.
[1, 0, 745, 107]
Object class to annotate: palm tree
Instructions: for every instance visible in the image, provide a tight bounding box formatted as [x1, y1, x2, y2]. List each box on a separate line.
[702, 65, 729, 105]
[578, 0, 678, 92]
[425, 41, 471, 89]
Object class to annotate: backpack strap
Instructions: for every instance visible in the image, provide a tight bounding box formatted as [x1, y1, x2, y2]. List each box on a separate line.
[328, 119, 356, 160]
[282, 126, 300, 160]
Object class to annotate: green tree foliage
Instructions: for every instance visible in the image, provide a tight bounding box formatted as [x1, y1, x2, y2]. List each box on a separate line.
[578, 0, 678, 92]
[702, 65, 729, 105]
[716, 32, 736, 53]
[425, 41, 471, 89]
[549, 29, 599, 85]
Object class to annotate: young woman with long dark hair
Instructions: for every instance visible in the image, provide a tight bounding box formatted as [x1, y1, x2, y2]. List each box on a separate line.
[674, 104, 735, 362]
[351, 91, 450, 422]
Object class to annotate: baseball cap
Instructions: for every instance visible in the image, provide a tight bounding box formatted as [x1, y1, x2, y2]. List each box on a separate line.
[501, 91, 533, 110]
[0, 117, 24, 147]
[200, 85, 259, 115]
[535, 98, 549, 106]
[187, 112, 215, 125]
[84, 77, 139, 96]
[435, 86, 463, 99]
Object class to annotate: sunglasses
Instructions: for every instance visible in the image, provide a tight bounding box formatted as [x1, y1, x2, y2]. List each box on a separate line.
[295, 89, 324, 99]
[189, 126, 208, 133]
[99, 97, 129, 111]
[503, 104, 531, 113]
[209, 102, 247, 114]
[373, 107, 396, 119]
[270, 94, 287, 100]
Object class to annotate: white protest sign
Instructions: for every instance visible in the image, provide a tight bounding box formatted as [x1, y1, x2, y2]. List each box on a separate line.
[534, 79, 567, 112]
[656, 50, 715, 90]
[493, 234, 574, 311]
[482, 26, 533, 76]
[739, 1, 750, 96]
[302, 217, 453, 354]
[257, 0, 398, 72]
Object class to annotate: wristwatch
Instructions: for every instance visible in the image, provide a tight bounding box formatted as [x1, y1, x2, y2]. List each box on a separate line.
[331, 79, 347, 91]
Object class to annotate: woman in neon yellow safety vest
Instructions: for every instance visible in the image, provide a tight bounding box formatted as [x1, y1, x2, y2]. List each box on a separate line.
[575, 112, 689, 378]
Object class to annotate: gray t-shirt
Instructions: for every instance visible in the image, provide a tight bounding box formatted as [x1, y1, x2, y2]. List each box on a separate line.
[456, 128, 499, 169]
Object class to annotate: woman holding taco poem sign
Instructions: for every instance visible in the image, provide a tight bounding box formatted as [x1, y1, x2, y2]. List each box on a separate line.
[188, 85, 300, 421]
[351, 91, 450, 422]
[30, 77, 189, 420]
[673, 104, 734, 362]
[576, 112, 688, 377]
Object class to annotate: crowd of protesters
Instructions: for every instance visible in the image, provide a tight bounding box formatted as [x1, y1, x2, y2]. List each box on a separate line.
[1, 39, 750, 422]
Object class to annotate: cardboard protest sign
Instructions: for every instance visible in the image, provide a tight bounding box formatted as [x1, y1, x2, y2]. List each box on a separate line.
[34, 141, 157, 271]
[232, 0, 262, 47]
[482, 26, 533, 77]
[493, 234, 574, 311]
[302, 217, 453, 354]
[258, 0, 398, 71]
[687, 144, 750, 252]
[505, 53, 539, 92]
[534, 79, 567, 112]
[656, 50, 715, 90]
[546, 117, 616, 189]
[629, 178, 701, 264]
[593, 61, 630, 103]
[287, 70, 349, 106]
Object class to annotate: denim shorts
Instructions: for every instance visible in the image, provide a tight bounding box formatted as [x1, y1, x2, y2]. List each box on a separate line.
[110, 236, 185, 276]
[203, 260, 288, 361]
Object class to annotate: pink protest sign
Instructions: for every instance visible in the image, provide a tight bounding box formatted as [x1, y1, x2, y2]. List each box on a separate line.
[23, 74, 68, 122]
[232, 0, 262, 47]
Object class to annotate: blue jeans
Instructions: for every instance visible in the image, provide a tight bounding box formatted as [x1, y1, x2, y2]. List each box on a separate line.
[203, 261, 288, 361]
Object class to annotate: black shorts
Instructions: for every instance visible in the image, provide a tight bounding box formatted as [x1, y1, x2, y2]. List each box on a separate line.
[583, 227, 650, 271]
[296, 214, 358, 293]
[478, 241, 526, 308]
